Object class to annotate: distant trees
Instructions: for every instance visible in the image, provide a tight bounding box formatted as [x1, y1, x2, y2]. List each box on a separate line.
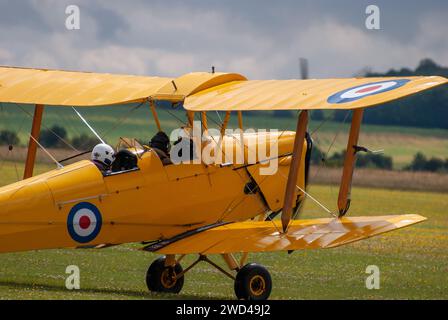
[311, 110, 325, 121]
[39, 125, 68, 148]
[310, 145, 325, 165]
[324, 150, 393, 170]
[71, 134, 98, 150]
[356, 153, 393, 170]
[310, 148, 447, 173]
[0, 130, 20, 146]
[273, 110, 293, 118]
[405, 152, 448, 173]
[33, 125, 97, 150]
[0, 124, 99, 152]
[309, 146, 393, 170]
[333, 58, 448, 129]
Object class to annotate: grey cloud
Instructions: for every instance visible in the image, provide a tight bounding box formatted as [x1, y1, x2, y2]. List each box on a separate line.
[0, 0, 447, 79]
[86, 3, 129, 41]
[0, 0, 51, 30]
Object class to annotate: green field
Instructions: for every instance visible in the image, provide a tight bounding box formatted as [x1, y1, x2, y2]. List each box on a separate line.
[0, 185, 446, 300]
[1, 103, 448, 168]
[1, 104, 447, 299]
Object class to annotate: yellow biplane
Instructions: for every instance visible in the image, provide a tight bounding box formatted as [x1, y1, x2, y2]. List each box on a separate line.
[0, 66, 446, 300]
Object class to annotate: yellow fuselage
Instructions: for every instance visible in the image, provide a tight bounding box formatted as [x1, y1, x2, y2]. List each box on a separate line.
[0, 132, 307, 253]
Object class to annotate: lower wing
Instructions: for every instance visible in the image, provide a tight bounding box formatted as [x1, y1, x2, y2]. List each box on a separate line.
[144, 214, 426, 254]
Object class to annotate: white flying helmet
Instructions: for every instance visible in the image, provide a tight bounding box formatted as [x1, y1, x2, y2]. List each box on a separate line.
[92, 143, 115, 166]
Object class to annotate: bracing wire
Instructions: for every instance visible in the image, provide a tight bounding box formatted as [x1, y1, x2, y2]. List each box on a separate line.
[161, 107, 188, 127]
[277, 169, 337, 217]
[321, 111, 351, 163]
[55, 107, 84, 141]
[100, 100, 148, 140]
[309, 110, 351, 202]
[13, 103, 79, 152]
[71, 107, 105, 144]
[209, 110, 342, 220]
[28, 134, 64, 169]
[0, 103, 33, 182]
[204, 113, 290, 234]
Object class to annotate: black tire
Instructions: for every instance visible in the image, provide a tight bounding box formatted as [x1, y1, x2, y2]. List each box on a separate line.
[234, 263, 272, 300]
[146, 256, 184, 294]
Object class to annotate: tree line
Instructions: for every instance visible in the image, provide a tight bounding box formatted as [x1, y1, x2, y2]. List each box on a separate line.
[0, 126, 98, 150]
[308, 145, 447, 173]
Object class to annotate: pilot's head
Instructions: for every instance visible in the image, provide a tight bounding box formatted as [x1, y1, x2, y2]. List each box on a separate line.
[91, 143, 115, 167]
[150, 131, 171, 154]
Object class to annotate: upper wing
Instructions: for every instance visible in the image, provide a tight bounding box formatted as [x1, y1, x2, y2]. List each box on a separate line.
[0, 66, 173, 106]
[2, 66, 445, 110]
[145, 214, 426, 254]
[0, 66, 246, 107]
[184, 77, 448, 111]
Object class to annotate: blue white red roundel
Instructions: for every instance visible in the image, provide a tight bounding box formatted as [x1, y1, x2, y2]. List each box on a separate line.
[327, 79, 410, 104]
[67, 202, 102, 243]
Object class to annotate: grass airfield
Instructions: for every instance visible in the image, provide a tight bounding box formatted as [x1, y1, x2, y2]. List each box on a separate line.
[0, 105, 447, 299]
[0, 185, 446, 300]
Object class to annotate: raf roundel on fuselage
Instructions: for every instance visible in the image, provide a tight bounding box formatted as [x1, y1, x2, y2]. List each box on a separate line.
[67, 202, 103, 244]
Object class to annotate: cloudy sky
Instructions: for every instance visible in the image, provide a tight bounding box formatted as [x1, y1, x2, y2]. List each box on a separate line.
[0, 0, 447, 79]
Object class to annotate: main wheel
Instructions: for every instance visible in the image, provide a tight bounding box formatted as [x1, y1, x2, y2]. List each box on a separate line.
[146, 256, 184, 294]
[234, 263, 272, 300]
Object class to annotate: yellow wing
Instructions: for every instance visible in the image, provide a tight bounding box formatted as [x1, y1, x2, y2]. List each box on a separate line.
[145, 214, 426, 254]
[0, 66, 246, 106]
[184, 77, 448, 111]
[1, 65, 446, 109]
[0, 66, 173, 106]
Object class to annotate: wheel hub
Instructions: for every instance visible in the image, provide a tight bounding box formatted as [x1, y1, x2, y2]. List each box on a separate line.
[249, 275, 266, 296]
[160, 268, 177, 289]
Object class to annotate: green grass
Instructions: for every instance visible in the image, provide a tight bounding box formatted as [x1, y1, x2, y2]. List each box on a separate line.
[0, 185, 446, 300]
[1, 103, 447, 168]
[0, 161, 56, 184]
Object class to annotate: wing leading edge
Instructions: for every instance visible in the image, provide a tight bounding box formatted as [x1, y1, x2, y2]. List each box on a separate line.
[0, 66, 245, 107]
[0, 66, 173, 106]
[147, 214, 426, 254]
[1, 66, 446, 110]
[184, 76, 447, 111]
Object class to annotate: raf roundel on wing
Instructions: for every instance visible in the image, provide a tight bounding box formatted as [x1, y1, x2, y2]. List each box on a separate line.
[67, 202, 103, 243]
[327, 79, 410, 104]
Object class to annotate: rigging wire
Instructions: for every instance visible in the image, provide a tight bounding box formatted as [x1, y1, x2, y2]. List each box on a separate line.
[204, 113, 287, 233]
[0, 103, 7, 173]
[13, 103, 79, 152]
[12, 110, 29, 180]
[161, 107, 188, 127]
[190, 112, 269, 224]
[209, 109, 345, 221]
[28, 134, 64, 169]
[310, 116, 330, 136]
[100, 100, 147, 140]
[157, 109, 270, 230]
[320, 111, 351, 166]
[309, 110, 351, 207]
[215, 111, 223, 124]
[71, 107, 106, 144]
[55, 107, 84, 141]
[0, 103, 29, 181]
[277, 169, 337, 217]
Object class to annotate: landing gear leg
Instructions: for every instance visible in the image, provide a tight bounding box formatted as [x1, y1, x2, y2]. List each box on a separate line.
[146, 253, 272, 300]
